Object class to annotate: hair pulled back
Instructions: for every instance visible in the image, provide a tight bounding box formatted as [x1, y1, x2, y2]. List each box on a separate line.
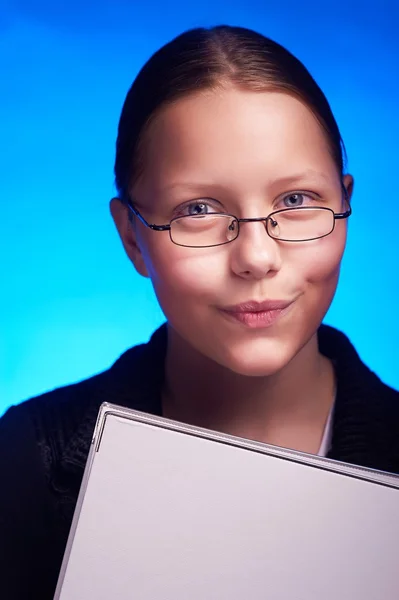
[114, 25, 346, 202]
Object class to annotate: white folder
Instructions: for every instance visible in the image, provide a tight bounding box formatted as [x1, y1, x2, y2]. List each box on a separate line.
[54, 402, 399, 600]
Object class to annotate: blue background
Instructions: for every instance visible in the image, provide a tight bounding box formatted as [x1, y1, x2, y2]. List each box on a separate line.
[1, 0, 398, 415]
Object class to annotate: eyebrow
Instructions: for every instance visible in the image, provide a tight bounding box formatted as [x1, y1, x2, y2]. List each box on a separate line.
[159, 170, 334, 194]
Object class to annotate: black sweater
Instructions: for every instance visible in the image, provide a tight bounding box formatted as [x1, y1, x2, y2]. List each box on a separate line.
[0, 323, 398, 599]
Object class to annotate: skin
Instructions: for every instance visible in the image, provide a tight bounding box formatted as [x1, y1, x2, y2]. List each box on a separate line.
[111, 86, 354, 454]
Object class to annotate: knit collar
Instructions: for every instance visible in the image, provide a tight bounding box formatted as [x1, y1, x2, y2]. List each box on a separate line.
[59, 323, 397, 478]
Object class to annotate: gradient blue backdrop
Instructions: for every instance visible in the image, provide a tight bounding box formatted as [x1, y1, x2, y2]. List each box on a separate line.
[1, 1, 398, 415]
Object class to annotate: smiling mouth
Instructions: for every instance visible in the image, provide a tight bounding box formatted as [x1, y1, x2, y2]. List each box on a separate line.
[220, 302, 294, 329]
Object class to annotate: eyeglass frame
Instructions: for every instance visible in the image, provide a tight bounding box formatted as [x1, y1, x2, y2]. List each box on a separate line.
[126, 188, 351, 248]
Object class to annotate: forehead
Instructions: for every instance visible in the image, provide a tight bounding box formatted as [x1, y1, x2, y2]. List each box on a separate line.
[136, 88, 338, 196]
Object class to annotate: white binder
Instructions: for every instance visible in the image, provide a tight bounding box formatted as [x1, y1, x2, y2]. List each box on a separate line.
[55, 402, 399, 600]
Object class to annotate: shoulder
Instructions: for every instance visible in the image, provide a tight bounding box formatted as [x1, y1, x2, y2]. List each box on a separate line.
[0, 345, 140, 462]
[320, 324, 399, 473]
[319, 323, 398, 399]
[0, 368, 112, 491]
[0, 325, 166, 477]
[1, 364, 111, 436]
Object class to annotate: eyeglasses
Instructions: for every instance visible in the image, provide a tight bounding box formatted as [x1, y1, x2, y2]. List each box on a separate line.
[127, 201, 351, 248]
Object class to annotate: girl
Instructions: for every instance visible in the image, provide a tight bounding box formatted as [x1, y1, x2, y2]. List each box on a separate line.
[1, 25, 398, 599]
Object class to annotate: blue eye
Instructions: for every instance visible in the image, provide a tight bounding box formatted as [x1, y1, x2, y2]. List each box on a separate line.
[188, 202, 210, 215]
[283, 193, 307, 208]
[176, 200, 221, 217]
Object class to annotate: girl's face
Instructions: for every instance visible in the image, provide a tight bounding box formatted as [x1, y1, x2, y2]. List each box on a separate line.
[113, 87, 353, 376]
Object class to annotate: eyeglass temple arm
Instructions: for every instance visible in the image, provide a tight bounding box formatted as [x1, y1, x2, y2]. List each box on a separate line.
[334, 184, 352, 219]
[334, 187, 352, 219]
[334, 207, 352, 219]
[127, 202, 171, 231]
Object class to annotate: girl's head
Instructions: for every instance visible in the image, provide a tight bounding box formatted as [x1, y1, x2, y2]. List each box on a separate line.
[111, 25, 354, 377]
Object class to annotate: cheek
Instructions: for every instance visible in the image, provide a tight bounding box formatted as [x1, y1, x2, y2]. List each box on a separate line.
[286, 226, 347, 313]
[141, 236, 226, 304]
[299, 227, 346, 284]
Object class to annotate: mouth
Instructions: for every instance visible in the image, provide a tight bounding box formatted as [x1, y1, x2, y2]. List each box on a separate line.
[219, 299, 295, 329]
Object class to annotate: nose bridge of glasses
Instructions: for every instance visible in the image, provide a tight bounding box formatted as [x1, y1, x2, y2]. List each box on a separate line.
[237, 215, 275, 236]
[234, 215, 279, 245]
[238, 216, 270, 224]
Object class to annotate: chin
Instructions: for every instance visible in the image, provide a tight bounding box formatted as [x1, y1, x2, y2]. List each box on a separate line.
[216, 342, 295, 378]
[225, 360, 288, 378]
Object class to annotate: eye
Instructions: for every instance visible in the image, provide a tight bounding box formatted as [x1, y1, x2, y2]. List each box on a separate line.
[175, 200, 221, 217]
[281, 193, 312, 209]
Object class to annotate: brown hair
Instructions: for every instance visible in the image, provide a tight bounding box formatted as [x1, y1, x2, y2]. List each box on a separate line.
[114, 25, 347, 202]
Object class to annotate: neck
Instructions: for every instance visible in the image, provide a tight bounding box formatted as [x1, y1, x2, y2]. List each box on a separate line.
[162, 325, 335, 453]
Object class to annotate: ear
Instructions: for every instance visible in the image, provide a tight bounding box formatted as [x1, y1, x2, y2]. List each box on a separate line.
[109, 198, 150, 278]
[342, 174, 354, 203]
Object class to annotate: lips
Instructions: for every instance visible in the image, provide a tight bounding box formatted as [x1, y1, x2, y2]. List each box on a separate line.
[219, 299, 295, 329]
[222, 299, 294, 313]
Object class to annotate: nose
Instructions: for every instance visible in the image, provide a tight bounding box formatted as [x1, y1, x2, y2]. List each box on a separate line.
[229, 219, 282, 280]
